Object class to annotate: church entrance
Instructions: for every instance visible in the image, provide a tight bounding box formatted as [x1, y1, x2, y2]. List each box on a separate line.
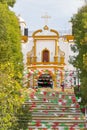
[38, 74, 53, 88]
[42, 50, 49, 62]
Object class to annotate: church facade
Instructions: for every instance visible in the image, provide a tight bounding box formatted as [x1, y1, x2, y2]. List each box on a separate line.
[18, 15, 78, 88]
[26, 25, 65, 88]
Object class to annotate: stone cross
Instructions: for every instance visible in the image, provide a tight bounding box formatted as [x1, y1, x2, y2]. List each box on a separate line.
[41, 12, 51, 25]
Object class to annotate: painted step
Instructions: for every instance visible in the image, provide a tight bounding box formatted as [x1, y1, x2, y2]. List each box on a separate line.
[24, 89, 86, 129]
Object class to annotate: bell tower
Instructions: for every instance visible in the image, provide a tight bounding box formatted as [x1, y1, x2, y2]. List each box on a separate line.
[18, 15, 28, 42]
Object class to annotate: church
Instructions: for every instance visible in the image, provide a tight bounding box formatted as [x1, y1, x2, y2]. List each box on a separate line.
[18, 15, 78, 89]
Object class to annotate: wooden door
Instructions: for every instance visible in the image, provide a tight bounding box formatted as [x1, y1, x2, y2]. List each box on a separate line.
[42, 50, 49, 62]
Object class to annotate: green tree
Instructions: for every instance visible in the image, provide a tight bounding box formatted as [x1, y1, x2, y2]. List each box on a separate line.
[16, 105, 32, 130]
[70, 5, 87, 106]
[0, 62, 23, 130]
[0, 3, 24, 130]
[0, 0, 16, 7]
[0, 62, 31, 130]
[0, 3, 23, 83]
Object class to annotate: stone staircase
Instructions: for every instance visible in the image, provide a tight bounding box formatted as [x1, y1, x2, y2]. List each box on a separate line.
[24, 88, 86, 130]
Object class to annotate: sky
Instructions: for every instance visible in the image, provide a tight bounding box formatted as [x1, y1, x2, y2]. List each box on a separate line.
[12, 0, 85, 32]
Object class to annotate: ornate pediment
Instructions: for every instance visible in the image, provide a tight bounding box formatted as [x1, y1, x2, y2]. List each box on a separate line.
[32, 25, 59, 38]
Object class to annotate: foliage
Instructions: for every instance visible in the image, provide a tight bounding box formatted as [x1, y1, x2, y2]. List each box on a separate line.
[16, 105, 32, 130]
[0, 62, 23, 130]
[80, 77, 87, 106]
[0, 0, 16, 7]
[74, 86, 81, 97]
[70, 5, 87, 106]
[0, 62, 32, 130]
[0, 3, 23, 83]
[0, 3, 31, 130]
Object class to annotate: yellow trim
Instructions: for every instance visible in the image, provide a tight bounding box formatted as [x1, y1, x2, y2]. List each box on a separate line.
[27, 61, 65, 66]
[43, 25, 49, 30]
[27, 46, 35, 64]
[55, 40, 58, 56]
[33, 36, 58, 40]
[57, 41, 59, 55]
[31, 62, 58, 65]
[27, 65, 64, 69]
[63, 35, 74, 42]
[60, 57, 65, 64]
[54, 56, 58, 62]
[54, 68, 57, 88]
[50, 29, 59, 37]
[22, 36, 28, 43]
[34, 40, 36, 56]
[33, 39, 37, 62]
[32, 29, 42, 37]
[54, 40, 58, 62]
[32, 28, 59, 39]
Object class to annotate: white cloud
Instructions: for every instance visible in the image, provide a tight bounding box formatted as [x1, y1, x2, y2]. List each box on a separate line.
[13, 0, 84, 30]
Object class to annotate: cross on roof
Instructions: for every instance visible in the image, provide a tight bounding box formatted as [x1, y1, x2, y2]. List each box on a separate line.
[41, 12, 51, 25]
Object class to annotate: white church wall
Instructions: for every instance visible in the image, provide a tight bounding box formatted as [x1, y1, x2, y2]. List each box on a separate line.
[36, 40, 55, 62]
[22, 38, 34, 63]
[59, 39, 75, 70]
[20, 23, 25, 35]
[58, 39, 80, 86]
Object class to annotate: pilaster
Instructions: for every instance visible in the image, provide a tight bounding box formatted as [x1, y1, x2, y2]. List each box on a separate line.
[54, 40, 58, 62]
[34, 39, 37, 62]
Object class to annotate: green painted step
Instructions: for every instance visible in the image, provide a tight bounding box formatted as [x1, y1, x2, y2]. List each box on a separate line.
[24, 89, 86, 129]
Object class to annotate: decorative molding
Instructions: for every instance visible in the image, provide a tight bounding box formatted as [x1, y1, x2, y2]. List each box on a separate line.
[27, 65, 64, 69]
[43, 25, 49, 30]
[22, 36, 28, 43]
[50, 29, 59, 37]
[33, 36, 58, 40]
[32, 29, 42, 37]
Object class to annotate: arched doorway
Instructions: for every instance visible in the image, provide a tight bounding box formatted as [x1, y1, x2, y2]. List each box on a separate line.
[42, 49, 49, 62]
[38, 74, 53, 88]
